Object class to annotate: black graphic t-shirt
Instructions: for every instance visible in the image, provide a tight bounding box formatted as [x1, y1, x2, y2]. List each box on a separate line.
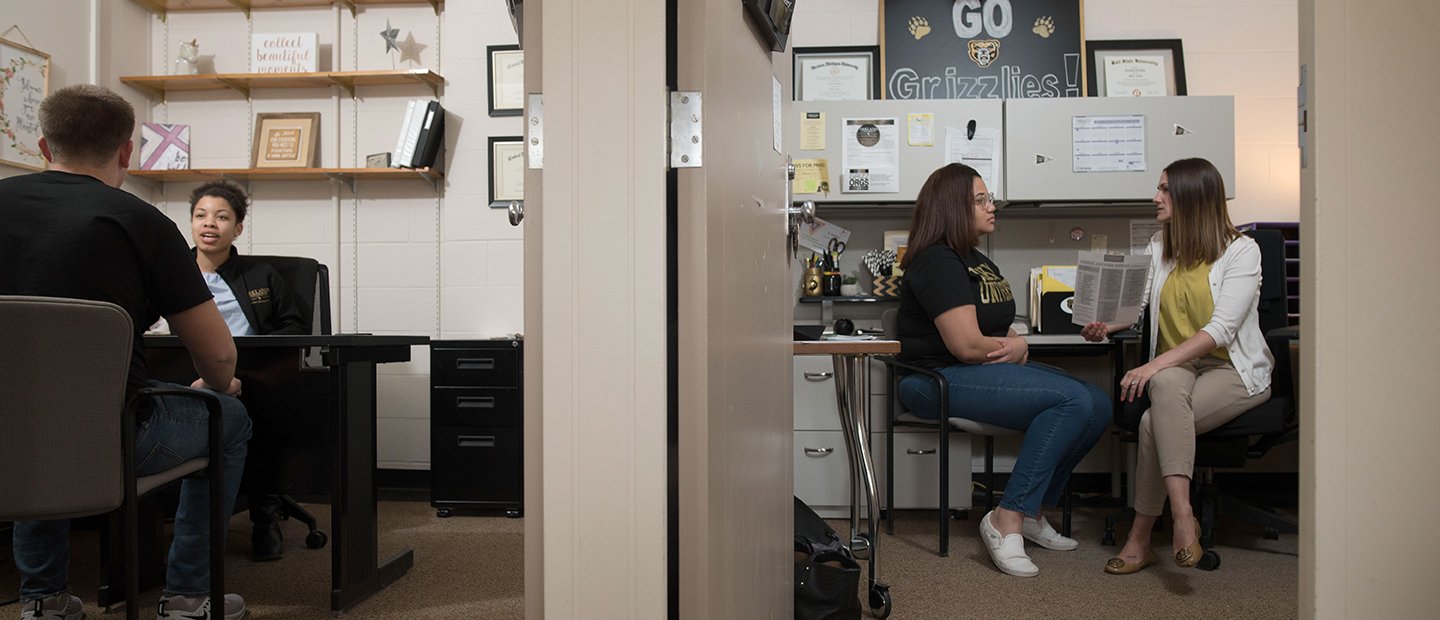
[896, 244, 1016, 370]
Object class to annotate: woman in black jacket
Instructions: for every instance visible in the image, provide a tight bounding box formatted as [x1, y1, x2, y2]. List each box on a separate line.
[189, 180, 305, 561]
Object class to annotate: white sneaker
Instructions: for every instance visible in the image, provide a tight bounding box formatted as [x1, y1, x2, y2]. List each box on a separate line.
[19, 594, 83, 620]
[155, 594, 247, 620]
[979, 511, 1039, 577]
[1021, 515, 1079, 551]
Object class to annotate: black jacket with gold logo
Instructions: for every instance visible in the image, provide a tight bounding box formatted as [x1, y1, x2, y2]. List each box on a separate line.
[204, 247, 307, 335]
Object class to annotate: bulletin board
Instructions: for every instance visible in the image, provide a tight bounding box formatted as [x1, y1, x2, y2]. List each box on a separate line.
[0, 37, 49, 170]
[882, 0, 1084, 100]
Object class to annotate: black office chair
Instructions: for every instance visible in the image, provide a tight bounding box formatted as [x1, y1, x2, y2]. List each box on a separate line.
[247, 256, 332, 551]
[1101, 229, 1299, 570]
[0, 296, 228, 620]
[875, 309, 1071, 558]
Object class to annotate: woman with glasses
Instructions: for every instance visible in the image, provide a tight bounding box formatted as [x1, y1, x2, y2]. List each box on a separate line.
[895, 163, 1111, 577]
[1081, 157, 1273, 574]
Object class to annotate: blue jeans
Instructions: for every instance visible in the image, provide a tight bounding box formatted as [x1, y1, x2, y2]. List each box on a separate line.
[12, 382, 251, 600]
[898, 362, 1110, 516]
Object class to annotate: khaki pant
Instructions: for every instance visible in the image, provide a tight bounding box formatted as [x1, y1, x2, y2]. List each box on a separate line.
[1133, 357, 1271, 516]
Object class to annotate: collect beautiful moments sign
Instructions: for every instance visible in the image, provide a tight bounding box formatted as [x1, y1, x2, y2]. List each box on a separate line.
[252, 33, 319, 73]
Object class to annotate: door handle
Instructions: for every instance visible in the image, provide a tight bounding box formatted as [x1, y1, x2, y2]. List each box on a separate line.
[508, 201, 524, 226]
[803, 371, 833, 381]
[803, 447, 834, 455]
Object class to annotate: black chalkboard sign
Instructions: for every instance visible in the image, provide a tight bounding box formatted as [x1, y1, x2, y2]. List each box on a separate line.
[882, 0, 1083, 100]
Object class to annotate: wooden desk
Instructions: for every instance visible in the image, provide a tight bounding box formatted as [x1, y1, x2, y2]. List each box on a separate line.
[133, 334, 427, 612]
[794, 338, 900, 618]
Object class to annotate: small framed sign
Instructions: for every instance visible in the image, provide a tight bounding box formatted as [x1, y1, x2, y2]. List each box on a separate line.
[252, 33, 318, 73]
[488, 135, 524, 208]
[792, 46, 879, 101]
[1086, 39, 1187, 97]
[252, 112, 320, 168]
[0, 36, 50, 170]
[487, 45, 524, 117]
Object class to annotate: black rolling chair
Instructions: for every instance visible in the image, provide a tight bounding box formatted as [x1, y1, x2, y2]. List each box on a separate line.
[875, 309, 1071, 558]
[247, 255, 332, 551]
[0, 296, 227, 620]
[1102, 229, 1299, 570]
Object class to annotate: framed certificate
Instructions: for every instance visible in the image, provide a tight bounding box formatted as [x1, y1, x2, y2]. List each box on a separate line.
[793, 46, 879, 101]
[0, 37, 50, 171]
[1086, 39, 1187, 97]
[251, 112, 320, 168]
[488, 136, 524, 208]
[487, 45, 524, 116]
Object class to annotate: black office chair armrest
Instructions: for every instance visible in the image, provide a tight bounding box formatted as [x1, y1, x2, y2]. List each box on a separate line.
[121, 386, 225, 494]
[1266, 326, 1299, 340]
[873, 355, 949, 419]
[1109, 328, 1142, 343]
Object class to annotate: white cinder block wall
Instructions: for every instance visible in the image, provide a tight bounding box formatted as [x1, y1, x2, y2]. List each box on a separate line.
[792, 0, 1300, 224]
[136, 2, 524, 470]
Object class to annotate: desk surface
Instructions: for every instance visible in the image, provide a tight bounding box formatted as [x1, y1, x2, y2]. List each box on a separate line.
[794, 339, 901, 356]
[144, 334, 429, 348]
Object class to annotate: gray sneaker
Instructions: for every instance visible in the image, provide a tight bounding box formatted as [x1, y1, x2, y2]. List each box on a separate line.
[155, 594, 247, 620]
[19, 594, 83, 620]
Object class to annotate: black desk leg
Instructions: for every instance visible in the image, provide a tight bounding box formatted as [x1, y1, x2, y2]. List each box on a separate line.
[329, 360, 413, 612]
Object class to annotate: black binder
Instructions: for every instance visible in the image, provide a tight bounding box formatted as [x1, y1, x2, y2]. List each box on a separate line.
[409, 100, 446, 169]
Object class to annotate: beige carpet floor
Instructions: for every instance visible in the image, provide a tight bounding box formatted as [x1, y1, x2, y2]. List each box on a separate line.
[3, 501, 1297, 619]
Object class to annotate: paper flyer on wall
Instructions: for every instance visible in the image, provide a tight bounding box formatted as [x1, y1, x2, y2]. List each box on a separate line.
[1130, 219, 1162, 254]
[944, 126, 1002, 199]
[1072, 115, 1146, 173]
[1072, 250, 1149, 326]
[841, 117, 899, 193]
[797, 217, 851, 255]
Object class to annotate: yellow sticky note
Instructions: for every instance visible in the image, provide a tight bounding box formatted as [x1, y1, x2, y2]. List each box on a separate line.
[800, 112, 826, 150]
[907, 113, 934, 146]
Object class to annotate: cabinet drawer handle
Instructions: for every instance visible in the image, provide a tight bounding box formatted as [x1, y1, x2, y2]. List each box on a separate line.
[906, 448, 937, 455]
[456, 396, 496, 409]
[457, 435, 497, 448]
[803, 447, 834, 455]
[457, 358, 496, 370]
[803, 372, 834, 381]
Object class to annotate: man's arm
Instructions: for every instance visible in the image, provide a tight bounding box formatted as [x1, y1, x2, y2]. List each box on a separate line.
[166, 299, 240, 395]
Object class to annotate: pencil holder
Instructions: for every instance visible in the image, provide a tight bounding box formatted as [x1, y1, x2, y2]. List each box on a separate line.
[872, 275, 901, 298]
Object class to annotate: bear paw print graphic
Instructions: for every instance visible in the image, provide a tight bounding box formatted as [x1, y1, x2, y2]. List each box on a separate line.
[1032, 16, 1055, 38]
[908, 16, 931, 40]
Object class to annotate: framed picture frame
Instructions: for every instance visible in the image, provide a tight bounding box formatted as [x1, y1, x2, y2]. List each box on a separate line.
[487, 45, 524, 117]
[1086, 39, 1187, 97]
[488, 135, 524, 208]
[0, 37, 51, 171]
[252, 112, 320, 168]
[792, 45, 880, 101]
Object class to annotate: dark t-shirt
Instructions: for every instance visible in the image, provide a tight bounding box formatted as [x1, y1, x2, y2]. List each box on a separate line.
[896, 244, 1016, 370]
[0, 171, 213, 396]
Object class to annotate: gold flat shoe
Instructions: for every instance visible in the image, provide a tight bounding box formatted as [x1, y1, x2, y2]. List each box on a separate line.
[1104, 549, 1157, 575]
[1175, 518, 1203, 568]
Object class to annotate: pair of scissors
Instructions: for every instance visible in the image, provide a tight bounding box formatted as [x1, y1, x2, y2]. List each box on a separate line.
[827, 237, 847, 256]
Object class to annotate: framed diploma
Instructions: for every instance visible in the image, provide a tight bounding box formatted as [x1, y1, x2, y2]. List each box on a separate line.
[488, 136, 524, 208]
[792, 46, 879, 101]
[487, 45, 524, 116]
[1086, 39, 1187, 97]
[251, 112, 320, 168]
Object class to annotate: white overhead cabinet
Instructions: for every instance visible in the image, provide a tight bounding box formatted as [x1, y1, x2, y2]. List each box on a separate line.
[1004, 96, 1236, 203]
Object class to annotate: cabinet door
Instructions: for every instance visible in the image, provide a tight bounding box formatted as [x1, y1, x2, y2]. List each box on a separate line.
[432, 426, 522, 504]
[793, 431, 861, 511]
[794, 358, 841, 431]
[877, 431, 973, 510]
[432, 347, 520, 387]
[432, 387, 521, 427]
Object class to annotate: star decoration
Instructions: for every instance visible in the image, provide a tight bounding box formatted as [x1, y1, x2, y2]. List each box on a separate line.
[380, 20, 400, 54]
[398, 32, 427, 66]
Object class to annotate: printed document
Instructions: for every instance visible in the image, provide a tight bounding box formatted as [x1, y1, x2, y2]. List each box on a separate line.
[1072, 251, 1149, 326]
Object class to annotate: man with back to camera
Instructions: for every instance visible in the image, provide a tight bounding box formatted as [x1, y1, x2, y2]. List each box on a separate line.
[0, 85, 252, 620]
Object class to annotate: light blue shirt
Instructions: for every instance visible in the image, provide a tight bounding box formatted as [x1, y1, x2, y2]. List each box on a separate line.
[203, 271, 255, 336]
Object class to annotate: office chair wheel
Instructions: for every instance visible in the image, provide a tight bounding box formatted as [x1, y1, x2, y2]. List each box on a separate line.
[305, 530, 328, 550]
[1263, 527, 1280, 540]
[868, 582, 892, 619]
[436, 508, 453, 518]
[1197, 550, 1221, 571]
[950, 509, 969, 521]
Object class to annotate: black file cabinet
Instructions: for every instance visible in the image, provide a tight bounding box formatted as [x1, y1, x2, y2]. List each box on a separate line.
[431, 339, 523, 517]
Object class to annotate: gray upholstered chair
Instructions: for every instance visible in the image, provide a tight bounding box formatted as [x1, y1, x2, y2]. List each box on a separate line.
[0, 296, 227, 620]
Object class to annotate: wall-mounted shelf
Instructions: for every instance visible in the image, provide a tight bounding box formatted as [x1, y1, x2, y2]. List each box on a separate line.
[130, 0, 441, 19]
[798, 296, 898, 304]
[130, 167, 443, 191]
[121, 69, 444, 99]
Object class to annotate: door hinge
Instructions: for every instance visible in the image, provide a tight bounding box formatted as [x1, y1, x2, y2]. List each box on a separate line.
[669, 91, 702, 168]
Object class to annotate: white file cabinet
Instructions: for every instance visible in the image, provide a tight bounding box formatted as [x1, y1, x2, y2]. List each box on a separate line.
[794, 356, 973, 518]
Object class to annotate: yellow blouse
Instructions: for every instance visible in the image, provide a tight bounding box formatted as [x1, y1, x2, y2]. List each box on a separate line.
[1156, 263, 1230, 360]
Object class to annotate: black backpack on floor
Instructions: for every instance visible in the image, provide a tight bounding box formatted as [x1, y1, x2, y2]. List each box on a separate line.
[794, 496, 861, 620]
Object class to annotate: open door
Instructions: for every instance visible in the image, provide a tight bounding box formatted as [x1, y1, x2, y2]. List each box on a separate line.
[675, 1, 797, 617]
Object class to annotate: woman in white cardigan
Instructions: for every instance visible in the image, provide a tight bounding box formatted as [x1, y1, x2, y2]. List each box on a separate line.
[1081, 157, 1275, 574]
